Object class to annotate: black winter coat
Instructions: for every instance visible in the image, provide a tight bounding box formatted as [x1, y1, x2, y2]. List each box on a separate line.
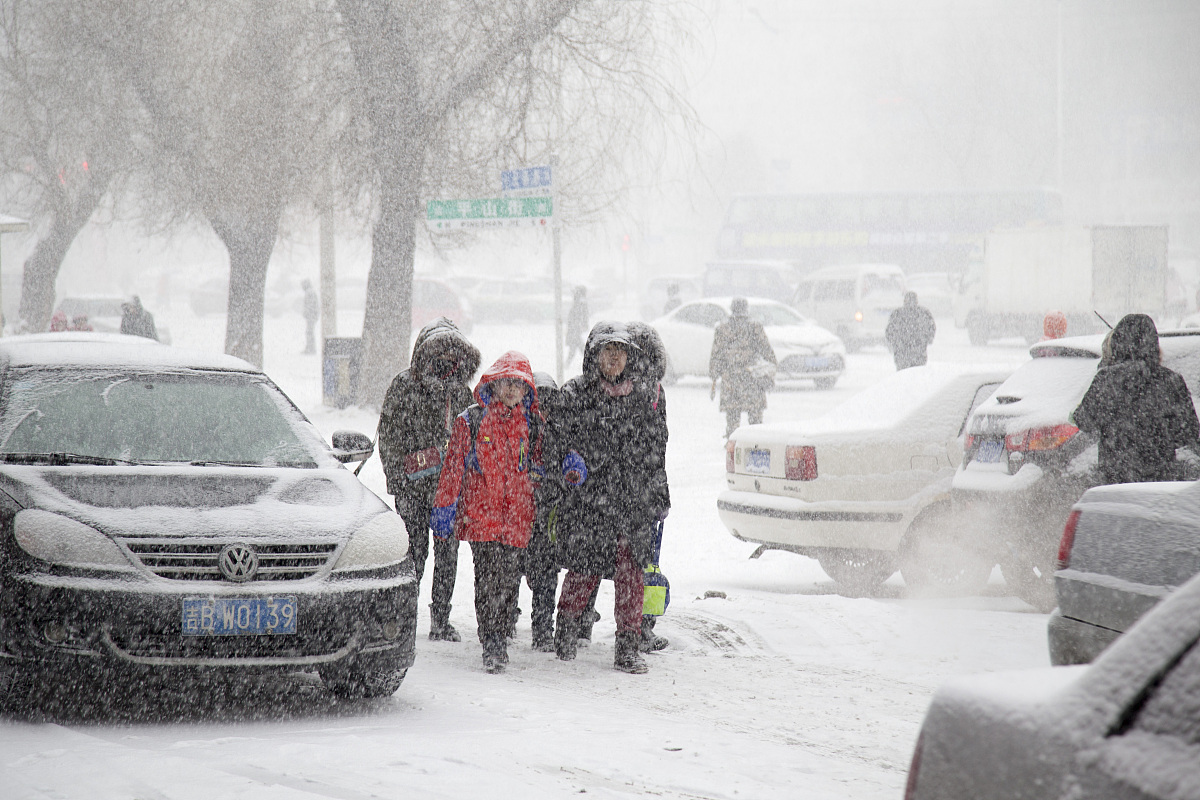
[709, 313, 776, 413]
[377, 318, 480, 504]
[546, 322, 670, 574]
[885, 303, 936, 369]
[1072, 313, 1200, 484]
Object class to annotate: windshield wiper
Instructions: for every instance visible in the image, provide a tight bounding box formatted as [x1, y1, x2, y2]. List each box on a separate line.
[0, 452, 135, 466]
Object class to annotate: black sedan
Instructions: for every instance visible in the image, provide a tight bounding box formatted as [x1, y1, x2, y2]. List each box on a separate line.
[0, 333, 417, 700]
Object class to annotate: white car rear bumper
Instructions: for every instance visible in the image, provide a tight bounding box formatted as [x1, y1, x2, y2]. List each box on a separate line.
[717, 489, 911, 551]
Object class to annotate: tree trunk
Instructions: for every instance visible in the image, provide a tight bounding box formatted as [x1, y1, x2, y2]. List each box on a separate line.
[210, 210, 281, 367]
[18, 172, 110, 332]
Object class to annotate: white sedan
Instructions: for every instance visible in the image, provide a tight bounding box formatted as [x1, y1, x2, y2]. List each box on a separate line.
[907, 568, 1200, 800]
[717, 364, 1010, 592]
[654, 297, 847, 389]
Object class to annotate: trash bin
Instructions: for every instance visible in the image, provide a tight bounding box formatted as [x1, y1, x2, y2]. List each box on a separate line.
[322, 337, 362, 408]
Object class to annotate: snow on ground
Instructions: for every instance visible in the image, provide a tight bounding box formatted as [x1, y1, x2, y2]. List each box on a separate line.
[0, 303, 1048, 799]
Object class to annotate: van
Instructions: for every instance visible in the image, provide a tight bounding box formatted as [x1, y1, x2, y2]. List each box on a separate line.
[791, 263, 905, 351]
[702, 261, 794, 300]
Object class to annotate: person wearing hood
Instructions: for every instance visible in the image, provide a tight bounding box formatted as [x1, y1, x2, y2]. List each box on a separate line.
[378, 318, 481, 642]
[547, 322, 669, 674]
[120, 295, 159, 341]
[1072, 313, 1200, 485]
[885, 291, 935, 370]
[430, 351, 539, 673]
[709, 297, 777, 438]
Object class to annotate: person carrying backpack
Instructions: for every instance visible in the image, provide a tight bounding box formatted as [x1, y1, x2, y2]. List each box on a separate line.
[430, 351, 540, 674]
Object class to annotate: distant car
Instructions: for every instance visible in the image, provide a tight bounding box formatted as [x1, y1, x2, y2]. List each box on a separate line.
[718, 364, 1009, 592]
[953, 331, 1200, 610]
[905, 568, 1200, 800]
[413, 276, 473, 334]
[653, 297, 846, 389]
[904, 271, 954, 318]
[791, 263, 906, 351]
[1049, 478, 1200, 666]
[701, 260, 794, 301]
[0, 333, 417, 701]
[55, 297, 172, 345]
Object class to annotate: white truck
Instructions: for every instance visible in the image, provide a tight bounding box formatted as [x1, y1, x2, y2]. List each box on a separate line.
[953, 225, 1169, 345]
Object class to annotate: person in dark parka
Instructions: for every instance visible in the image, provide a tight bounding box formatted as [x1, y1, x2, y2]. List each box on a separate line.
[378, 318, 481, 642]
[1072, 313, 1200, 485]
[519, 370, 562, 652]
[885, 291, 936, 370]
[548, 322, 669, 674]
[120, 295, 159, 341]
[709, 297, 777, 438]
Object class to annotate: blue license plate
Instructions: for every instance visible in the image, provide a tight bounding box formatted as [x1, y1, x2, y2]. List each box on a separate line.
[182, 596, 298, 636]
[746, 448, 771, 475]
[805, 357, 833, 370]
[975, 439, 1004, 464]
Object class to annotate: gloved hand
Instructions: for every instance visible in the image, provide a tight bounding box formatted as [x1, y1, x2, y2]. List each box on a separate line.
[562, 450, 587, 486]
[429, 503, 457, 539]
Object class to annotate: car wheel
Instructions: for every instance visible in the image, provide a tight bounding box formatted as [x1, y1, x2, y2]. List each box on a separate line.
[899, 504, 993, 596]
[813, 376, 838, 390]
[999, 556, 1057, 612]
[817, 549, 897, 592]
[320, 666, 407, 700]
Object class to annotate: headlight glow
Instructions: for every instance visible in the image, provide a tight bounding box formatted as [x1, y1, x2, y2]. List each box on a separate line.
[333, 512, 410, 572]
[14, 509, 132, 570]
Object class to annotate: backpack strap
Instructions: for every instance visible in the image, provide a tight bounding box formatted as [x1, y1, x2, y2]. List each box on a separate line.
[462, 405, 485, 472]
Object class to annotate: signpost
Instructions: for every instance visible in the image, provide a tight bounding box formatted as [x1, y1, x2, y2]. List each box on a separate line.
[425, 163, 563, 381]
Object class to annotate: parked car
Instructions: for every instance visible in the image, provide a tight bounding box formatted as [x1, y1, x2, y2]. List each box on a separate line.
[717, 363, 1010, 592]
[701, 260, 795, 300]
[791, 263, 906, 351]
[654, 297, 847, 389]
[413, 276, 473, 333]
[904, 568, 1200, 800]
[55, 296, 172, 345]
[1049, 477, 1200, 665]
[953, 331, 1200, 610]
[0, 332, 417, 701]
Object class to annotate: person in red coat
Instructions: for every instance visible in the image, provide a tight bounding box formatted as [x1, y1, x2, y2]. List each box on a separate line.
[430, 351, 539, 673]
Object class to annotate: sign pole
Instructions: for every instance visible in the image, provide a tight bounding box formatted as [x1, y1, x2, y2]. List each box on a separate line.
[551, 155, 564, 385]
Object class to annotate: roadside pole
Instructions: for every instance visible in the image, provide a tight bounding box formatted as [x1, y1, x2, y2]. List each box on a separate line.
[551, 155, 564, 385]
[319, 207, 337, 340]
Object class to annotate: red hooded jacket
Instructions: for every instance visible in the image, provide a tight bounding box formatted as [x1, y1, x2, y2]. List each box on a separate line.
[432, 351, 539, 547]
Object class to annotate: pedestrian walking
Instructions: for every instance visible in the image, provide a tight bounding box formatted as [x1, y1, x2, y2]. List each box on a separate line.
[120, 296, 159, 341]
[378, 318, 481, 642]
[709, 297, 777, 438]
[520, 370, 562, 652]
[565, 286, 589, 364]
[430, 351, 539, 674]
[1072, 313, 1200, 485]
[884, 291, 935, 370]
[548, 322, 670, 674]
[302, 279, 319, 354]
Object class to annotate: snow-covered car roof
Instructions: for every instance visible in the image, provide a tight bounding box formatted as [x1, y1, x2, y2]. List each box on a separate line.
[665, 296, 805, 316]
[0, 332, 260, 373]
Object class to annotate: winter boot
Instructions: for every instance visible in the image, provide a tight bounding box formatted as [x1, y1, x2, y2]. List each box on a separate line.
[531, 618, 555, 652]
[482, 635, 507, 674]
[639, 616, 669, 653]
[577, 609, 601, 647]
[614, 630, 649, 674]
[554, 611, 580, 661]
[429, 604, 461, 642]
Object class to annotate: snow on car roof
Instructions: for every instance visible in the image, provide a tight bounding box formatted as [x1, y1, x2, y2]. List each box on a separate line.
[0, 333, 260, 373]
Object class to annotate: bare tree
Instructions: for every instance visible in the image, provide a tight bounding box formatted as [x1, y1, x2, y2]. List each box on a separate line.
[334, 0, 696, 405]
[0, 0, 135, 331]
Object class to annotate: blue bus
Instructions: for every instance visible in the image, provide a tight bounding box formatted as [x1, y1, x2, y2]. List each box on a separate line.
[716, 189, 1064, 274]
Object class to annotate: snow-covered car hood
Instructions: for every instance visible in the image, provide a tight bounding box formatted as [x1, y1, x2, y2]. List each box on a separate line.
[766, 322, 843, 352]
[0, 464, 388, 540]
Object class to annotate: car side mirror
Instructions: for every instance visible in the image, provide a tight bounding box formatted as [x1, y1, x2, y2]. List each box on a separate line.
[331, 430, 374, 464]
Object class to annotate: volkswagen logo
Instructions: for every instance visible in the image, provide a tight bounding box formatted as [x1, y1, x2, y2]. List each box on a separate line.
[218, 543, 259, 582]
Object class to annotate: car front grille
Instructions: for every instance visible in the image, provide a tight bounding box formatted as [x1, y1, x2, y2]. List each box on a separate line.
[119, 540, 339, 581]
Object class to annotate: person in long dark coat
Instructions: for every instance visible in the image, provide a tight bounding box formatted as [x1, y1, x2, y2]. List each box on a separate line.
[709, 297, 777, 438]
[377, 318, 481, 642]
[1072, 313, 1200, 484]
[120, 296, 159, 341]
[547, 322, 669, 674]
[885, 291, 936, 370]
[302, 279, 319, 354]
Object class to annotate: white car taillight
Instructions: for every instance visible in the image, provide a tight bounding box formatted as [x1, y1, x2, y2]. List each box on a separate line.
[1005, 424, 1078, 452]
[725, 439, 736, 473]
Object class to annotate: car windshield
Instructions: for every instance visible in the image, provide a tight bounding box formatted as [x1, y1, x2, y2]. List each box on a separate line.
[750, 304, 807, 327]
[0, 368, 325, 467]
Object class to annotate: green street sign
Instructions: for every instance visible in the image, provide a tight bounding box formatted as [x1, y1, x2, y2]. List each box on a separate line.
[426, 197, 553, 230]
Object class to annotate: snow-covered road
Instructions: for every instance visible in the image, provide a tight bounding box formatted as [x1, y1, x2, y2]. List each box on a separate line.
[1, 307, 1048, 799]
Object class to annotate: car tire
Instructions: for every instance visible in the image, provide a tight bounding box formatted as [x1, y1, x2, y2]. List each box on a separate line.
[813, 376, 838, 390]
[817, 549, 897, 592]
[320, 666, 407, 700]
[899, 504, 993, 596]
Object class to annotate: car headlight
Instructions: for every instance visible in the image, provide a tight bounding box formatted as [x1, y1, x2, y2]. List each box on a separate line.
[332, 512, 410, 573]
[14, 509, 132, 571]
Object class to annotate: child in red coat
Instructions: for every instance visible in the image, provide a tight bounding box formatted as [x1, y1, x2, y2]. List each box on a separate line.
[431, 351, 538, 673]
